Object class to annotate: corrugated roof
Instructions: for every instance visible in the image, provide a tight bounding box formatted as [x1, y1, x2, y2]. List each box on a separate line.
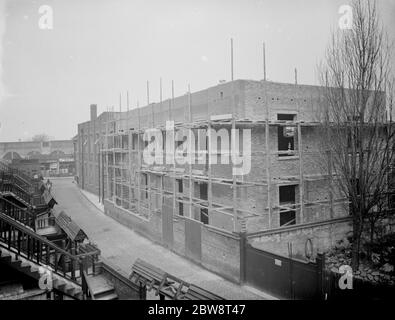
[53, 209, 87, 242]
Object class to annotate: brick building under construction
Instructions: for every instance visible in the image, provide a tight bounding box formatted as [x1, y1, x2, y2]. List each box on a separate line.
[75, 79, 353, 285]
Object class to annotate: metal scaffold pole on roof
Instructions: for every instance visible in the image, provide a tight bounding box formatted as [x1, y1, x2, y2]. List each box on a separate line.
[188, 84, 193, 219]
[231, 38, 234, 81]
[263, 42, 266, 81]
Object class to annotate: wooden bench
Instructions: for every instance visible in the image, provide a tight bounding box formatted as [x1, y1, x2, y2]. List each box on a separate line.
[129, 259, 168, 296]
[182, 284, 225, 300]
[129, 259, 225, 300]
[160, 273, 189, 300]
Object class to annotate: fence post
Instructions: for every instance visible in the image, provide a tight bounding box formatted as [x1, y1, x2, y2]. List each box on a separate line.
[288, 242, 294, 299]
[316, 252, 326, 300]
[239, 232, 247, 285]
[139, 283, 146, 300]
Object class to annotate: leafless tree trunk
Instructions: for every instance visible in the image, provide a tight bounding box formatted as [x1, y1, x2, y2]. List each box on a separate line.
[318, 0, 394, 269]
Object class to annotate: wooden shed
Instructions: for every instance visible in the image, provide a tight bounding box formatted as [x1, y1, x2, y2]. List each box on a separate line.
[53, 209, 87, 242]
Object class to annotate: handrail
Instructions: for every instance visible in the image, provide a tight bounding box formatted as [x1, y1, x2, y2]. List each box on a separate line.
[0, 196, 36, 229]
[0, 161, 33, 187]
[1, 171, 43, 207]
[0, 195, 31, 212]
[81, 270, 95, 300]
[0, 211, 97, 265]
[0, 188, 32, 206]
[0, 211, 79, 260]
[0, 211, 101, 287]
[1, 174, 33, 193]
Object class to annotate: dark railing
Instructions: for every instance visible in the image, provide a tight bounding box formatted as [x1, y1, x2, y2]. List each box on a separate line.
[0, 166, 49, 209]
[0, 197, 36, 229]
[0, 173, 33, 206]
[0, 160, 34, 194]
[36, 216, 56, 230]
[1, 184, 32, 205]
[0, 160, 34, 187]
[0, 211, 99, 286]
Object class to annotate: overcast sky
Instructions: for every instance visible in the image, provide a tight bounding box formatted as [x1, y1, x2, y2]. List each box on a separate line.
[0, 0, 394, 142]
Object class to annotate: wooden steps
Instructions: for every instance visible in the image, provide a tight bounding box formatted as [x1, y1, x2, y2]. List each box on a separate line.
[85, 274, 118, 300]
[0, 247, 83, 300]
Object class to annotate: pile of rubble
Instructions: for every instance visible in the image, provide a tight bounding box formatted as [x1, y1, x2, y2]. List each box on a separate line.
[325, 246, 395, 286]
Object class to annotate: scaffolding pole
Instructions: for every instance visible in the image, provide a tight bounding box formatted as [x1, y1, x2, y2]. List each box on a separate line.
[172, 82, 176, 218]
[297, 122, 304, 223]
[207, 88, 213, 225]
[106, 108, 110, 202]
[137, 101, 141, 215]
[188, 84, 193, 219]
[265, 84, 272, 228]
[148, 172, 151, 217]
[97, 82, 357, 233]
[231, 80, 237, 232]
[112, 108, 116, 203]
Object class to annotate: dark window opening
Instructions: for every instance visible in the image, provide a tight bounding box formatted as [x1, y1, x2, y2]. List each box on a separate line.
[177, 179, 183, 193]
[279, 185, 296, 203]
[220, 92, 224, 99]
[200, 183, 208, 200]
[200, 183, 208, 224]
[131, 134, 137, 150]
[280, 210, 296, 226]
[176, 179, 184, 216]
[200, 208, 208, 224]
[162, 131, 166, 151]
[277, 114, 296, 157]
[179, 202, 184, 216]
[142, 173, 148, 199]
[279, 185, 296, 226]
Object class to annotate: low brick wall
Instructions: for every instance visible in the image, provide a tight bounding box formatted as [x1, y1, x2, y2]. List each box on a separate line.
[201, 225, 241, 283]
[247, 217, 352, 260]
[104, 200, 162, 243]
[172, 216, 186, 256]
[99, 259, 144, 300]
[104, 200, 242, 283]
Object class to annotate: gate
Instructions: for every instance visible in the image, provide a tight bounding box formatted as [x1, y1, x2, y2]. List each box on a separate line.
[185, 218, 202, 262]
[244, 242, 324, 300]
[162, 202, 173, 249]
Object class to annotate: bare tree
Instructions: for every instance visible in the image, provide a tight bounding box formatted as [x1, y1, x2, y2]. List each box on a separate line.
[31, 133, 50, 142]
[318, 0, 394, 269]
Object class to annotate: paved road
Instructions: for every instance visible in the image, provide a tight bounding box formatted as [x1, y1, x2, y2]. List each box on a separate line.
[51, 177, 268, 300]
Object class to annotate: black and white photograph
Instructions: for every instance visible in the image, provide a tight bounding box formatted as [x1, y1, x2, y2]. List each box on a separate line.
[0, 0, 395, 308]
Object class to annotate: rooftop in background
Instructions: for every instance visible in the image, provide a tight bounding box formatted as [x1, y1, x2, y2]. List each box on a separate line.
[0, 140, 74, 160]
